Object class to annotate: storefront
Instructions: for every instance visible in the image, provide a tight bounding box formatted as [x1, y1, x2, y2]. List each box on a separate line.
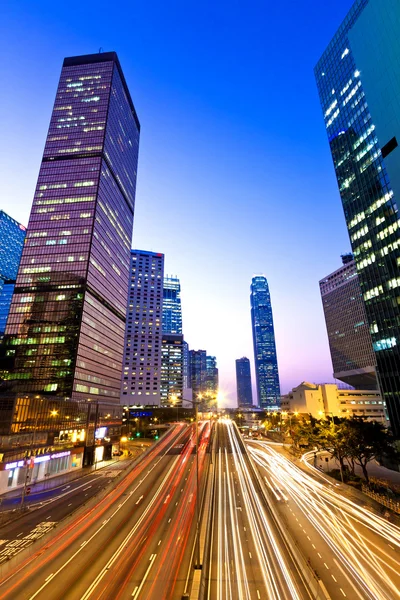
[0, 447, 84, 495]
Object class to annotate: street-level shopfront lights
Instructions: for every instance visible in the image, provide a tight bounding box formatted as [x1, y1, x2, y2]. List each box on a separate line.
[50, 409, 58, 417]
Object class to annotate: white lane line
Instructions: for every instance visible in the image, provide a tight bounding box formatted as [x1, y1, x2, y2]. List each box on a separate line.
[324, 563, 329, 569]
[131, 554, 157, 598]
[83, 486, 92, 491]
[249, 552, 252, 559]
[340, 590, 346, 597]
[388, 544, 395, 550]
[135, 495, 143, 505]
[332, 575, 337, 582]
[312, 544, 316, 549]
[61, 486, 70, 491]
[45, 574, 53, 582]
[257, 591, 261, 599]
[158, 540, 162, 546]
[16, 533, 23, 538]
[318, 553, 322, 558]
[68, 503, 72, 507]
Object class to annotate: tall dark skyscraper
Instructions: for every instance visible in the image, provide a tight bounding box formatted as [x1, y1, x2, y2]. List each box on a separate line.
[121, 250, 164, 405]
[250, 276, 280, 408]
[205, 355, 218, 398]
[320, 255, 377, 389]
[0, 210, 26, 337]
[315, 0, 400, 433]
[1, 52, 140, 404]
[236, 357, 253, 407]
[160, 334, 184, 406]
[189, 349, 207, 400]
[162, 276, 182, 335]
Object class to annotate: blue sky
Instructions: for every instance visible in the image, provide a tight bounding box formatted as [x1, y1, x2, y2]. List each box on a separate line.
[0, 0, 354, 405]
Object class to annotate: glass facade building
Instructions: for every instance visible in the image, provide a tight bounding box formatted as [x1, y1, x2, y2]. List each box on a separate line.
[315, 0, 400, 433]
[121, 250, 164, 405]
[189, 349, 207, 401]
[0, 52, 140, 405]
[205, 355, 218, 398]
[320, 255, 377, 389]
[0, 210, 26, 282]
[236, 357, 253, 407]
[160, 333, 184, 406]
[0, 211, 26, 338]
[250, 276, 281, 408]
[162, 276, 182, 334]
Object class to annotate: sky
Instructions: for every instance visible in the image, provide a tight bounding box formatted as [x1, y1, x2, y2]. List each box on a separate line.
[0, 0, 354, 407]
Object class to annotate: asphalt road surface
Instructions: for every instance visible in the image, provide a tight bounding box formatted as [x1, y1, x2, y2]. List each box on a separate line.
[0, 423, 210, 600]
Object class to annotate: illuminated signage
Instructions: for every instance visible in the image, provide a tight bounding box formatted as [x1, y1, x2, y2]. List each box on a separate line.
[5, 450, 71, 470]
[95, 427, 107, 439]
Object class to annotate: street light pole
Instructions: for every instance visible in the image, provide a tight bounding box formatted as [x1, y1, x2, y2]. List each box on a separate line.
[194, 397, 200, 569]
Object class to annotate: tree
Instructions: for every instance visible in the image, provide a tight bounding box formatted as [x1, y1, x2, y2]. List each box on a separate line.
[316, 418, 350, 476]
[345, 418, 396, 484]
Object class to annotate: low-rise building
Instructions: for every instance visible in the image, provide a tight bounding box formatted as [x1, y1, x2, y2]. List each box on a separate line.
[281, 382, 388, 425]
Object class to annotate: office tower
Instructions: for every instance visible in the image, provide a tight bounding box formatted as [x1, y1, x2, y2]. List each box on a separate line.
[1, 52, 140, 404]
[236, 357, 253, 407]
[121, 250, 164, 405]
[205, 355, 218, 400]
[162, 276, 182, 334]
[250, 276, 281, 408]
[189, 349, 207, 400]
[320, 255, 377, 389]
[182, 340, 190, 390]
[0, 210, 26, 282]
[0, 211, 26, 337]
[315, 0, 400, 433]
[160, 333, 184, 406]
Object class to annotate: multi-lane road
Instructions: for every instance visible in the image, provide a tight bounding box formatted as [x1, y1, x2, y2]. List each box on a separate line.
[0, 422, 210, 600]
[249, 440, 400, 600]
[202, 420, 311, 600]
[1, 420, 400, 600]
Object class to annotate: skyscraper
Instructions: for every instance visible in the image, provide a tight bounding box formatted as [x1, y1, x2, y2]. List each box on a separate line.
[162, 276, 182, 334]
[0, 210, 26, 337]
[319, 255, 377, 389]
[189, 349, 207, 400]
[250, 276, 280, 408]
[205, 355, 218, 399]
[121, 250, 164, 405]
[236, 357, 253, 407]
[182, 340, 190, 390]
[160, 333, 184, 406]
[1, 52, 140, 404]
[315, 0, 400, 433]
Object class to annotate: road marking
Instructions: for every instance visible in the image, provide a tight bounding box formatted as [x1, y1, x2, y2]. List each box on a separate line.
[61, 486, 70, 491]
[340, 590, 346, 597]
[16, 533, 23, 538]
[158, 540, 162, 546]
[83, 486, 92, 491]
[318, 553, 322, 558]
[249, 552, 252, 559]
[332, 575, 337, 582]
[307, 536, 311, 541]
[132, 554, 157, 598]
[68, 503, 72, 507]
[168, 518, 171, 523]
[324, 563, 329, 569]
[388, 544, 395, 550]
[164, 494, 170, 504]
[45, 574, 53, 582]
[80, 541, 87, 547]
[135, 495, 143, 505]
[257, 591, 260, 599]
[312, 544, 316, 549]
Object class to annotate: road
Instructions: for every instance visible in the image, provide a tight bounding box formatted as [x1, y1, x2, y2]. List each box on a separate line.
[248, 440, 400, 600]
[0, 422, 211, 600]
[203, 420, 311, 600]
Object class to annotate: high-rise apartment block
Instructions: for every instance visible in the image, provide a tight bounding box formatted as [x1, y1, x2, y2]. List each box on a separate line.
[1, 52, 140, 404]
[162, 277, 182, 334]
[0, 210, 26, 337]
[121, 250, 164, 405]
[315, 0, 400, 433]
[320, 255, 377, 389]
[160, 333, 184, 406]
[250, 276, 281, 408]
[236, 357, 253, 407]
[183, 340, 190, 390]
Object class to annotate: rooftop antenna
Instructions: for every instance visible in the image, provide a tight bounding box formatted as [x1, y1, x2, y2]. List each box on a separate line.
[99, 47, 103, 53]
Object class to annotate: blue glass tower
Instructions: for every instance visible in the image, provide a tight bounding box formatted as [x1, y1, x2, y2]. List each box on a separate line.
[0, 210, 26, 337]
[162, 277, 182, 334]
[236, 357, 253, 407]
[250, 276, 280, 408]
[315, 0, 400, 434]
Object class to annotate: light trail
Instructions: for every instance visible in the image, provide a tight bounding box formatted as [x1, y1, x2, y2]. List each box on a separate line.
[248, 440, 400, 600]
[210, 420, 305, 600]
